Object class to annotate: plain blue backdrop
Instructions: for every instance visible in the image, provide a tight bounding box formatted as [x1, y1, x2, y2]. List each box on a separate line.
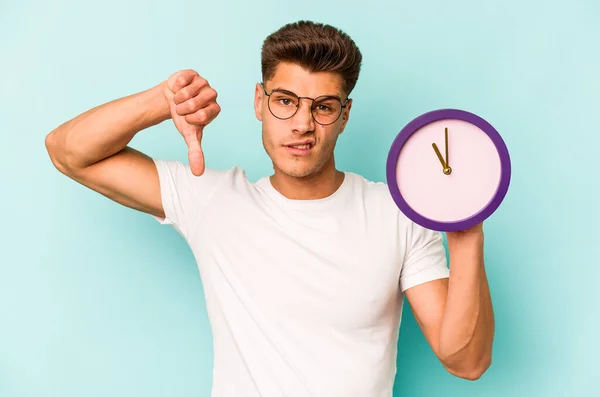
[1, 0, 598, 396]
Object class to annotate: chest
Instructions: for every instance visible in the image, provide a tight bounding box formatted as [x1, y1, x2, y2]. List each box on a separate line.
[190, 191, 406, 329]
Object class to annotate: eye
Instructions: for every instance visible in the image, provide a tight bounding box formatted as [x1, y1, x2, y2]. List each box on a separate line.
[271, 92, 297, 107]
[313, 98, 340, 115]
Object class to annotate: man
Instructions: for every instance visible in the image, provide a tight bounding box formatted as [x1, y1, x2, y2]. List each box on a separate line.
[45, 20, 494, 397]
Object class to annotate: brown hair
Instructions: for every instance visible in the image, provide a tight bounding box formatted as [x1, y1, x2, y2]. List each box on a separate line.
[261, 20, 363, 97]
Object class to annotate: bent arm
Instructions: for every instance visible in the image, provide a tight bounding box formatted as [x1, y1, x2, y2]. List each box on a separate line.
[45, 83, 171, 218]
[405, 230, 494, 380]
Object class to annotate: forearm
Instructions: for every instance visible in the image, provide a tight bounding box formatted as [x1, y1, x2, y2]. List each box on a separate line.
[46, 83, 170, 170]
[438, 232, 494, 377]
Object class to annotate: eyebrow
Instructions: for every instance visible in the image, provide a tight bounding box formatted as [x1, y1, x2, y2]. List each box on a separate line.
[271, 86, 343, 101]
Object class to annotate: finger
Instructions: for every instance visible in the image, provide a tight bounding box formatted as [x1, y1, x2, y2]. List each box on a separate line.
[176, 85, 218, 116]
[173, 77, 208, 105]
[184, 128, 205, 176]
[189, 146, 205, 176]
[184, 102, 221, 126]
[192, 129, 205, 176]
[167, 70, 196, 93]
[163, 84, 174, 101]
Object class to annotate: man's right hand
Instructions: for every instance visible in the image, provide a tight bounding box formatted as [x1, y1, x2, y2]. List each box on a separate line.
[46, 69, 221, 219]
[164, 70, 221, 176]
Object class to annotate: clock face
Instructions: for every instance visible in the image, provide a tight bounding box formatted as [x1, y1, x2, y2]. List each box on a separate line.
[386, 109, 511, 232]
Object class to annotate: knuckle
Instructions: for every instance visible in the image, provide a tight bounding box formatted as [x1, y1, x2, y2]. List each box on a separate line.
[196, 75, 208, 86]
[207, 88, 218, 101]
[174, 74, 187, 91]
[184, 114, 196, 125]
[178, 97, 192, 113]
[196, 110, 207, 123]
[175, 75, 188, 88]
[175, 102, 187, 116]
[183, 85, 195, 99]
[190, 96, 203, 110]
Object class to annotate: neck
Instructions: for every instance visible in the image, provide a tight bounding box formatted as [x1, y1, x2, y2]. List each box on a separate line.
[269, 160, 345, 200]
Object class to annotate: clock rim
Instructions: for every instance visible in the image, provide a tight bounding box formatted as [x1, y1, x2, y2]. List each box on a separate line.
[386, 108, 511, 232]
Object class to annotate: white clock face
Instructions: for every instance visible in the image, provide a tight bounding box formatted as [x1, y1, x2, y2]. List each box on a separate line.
[394, 118, 502, 223]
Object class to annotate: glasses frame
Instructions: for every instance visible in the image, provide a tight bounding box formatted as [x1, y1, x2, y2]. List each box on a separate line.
[260, 82, 350, 126]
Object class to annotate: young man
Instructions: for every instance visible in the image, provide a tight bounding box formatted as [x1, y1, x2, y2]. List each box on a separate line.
[45, 20, 494, 397]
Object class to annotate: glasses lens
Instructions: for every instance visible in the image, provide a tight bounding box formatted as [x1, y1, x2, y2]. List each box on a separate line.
[268, 91, 299, 119]
[267, 90, 343, 124]
[312, 97, 342, 125]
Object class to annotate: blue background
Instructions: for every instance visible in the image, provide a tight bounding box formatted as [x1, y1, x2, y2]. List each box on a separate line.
[1, 0, 598, 396]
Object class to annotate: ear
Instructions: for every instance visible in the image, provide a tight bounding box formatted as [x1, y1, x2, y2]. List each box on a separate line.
[254, 83, 264, 121]
[338, 98, 353, 134]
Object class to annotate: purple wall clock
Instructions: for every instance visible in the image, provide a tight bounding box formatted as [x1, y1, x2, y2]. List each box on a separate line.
[386, 109, 511, 232]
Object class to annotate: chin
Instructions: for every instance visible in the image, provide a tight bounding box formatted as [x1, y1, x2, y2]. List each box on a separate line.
[275, 160, 320, 179]
[277, 165, 315, 178]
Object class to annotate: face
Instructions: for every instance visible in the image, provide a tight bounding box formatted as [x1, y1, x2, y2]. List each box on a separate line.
[254, 62, 352, 179]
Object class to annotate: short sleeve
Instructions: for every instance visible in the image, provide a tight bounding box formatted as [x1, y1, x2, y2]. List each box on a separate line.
[399, 222, 450, 292]
[152, 158, 229, 239]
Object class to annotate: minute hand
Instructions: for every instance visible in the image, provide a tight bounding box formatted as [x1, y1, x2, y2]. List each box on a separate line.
[445, 127, 449, 168]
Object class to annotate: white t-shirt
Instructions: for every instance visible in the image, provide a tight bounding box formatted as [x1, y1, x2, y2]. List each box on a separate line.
[152, 159, 449, 397]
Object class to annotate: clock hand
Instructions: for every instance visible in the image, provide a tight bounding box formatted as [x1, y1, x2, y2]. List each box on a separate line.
[432, 142, 452, 175]
[445, 127, 449, 168]
[432, 143, 446, 168]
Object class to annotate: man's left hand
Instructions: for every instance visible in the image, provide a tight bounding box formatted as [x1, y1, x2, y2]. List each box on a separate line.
[446, 222, 484, 244]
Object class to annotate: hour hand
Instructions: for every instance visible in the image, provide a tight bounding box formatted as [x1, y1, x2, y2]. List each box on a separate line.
[432, 143, 452, 175]
[432, 143, 447, 168]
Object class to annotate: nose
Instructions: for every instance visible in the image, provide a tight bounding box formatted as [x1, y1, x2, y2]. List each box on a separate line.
[291, 98, 315, 134]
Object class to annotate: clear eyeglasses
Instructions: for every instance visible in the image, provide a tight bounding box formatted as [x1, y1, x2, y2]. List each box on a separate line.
[260, 83, 349, 126]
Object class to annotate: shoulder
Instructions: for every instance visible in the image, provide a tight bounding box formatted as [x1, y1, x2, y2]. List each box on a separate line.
[345, 171, 413, 224]
[345, 172, 399, 207]
[346, 172, 444, 251]
[154, 159, 248, 184]
[153, 159, 256, 203]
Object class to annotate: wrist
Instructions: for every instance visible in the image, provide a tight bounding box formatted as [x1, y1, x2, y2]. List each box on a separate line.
[447, 232, 484, 269]
[448, 232, 483, 249]
[143, 82, 171, 124]
[446, 223, 484, 244]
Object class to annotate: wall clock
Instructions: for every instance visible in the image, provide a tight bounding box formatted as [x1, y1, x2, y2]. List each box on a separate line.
[386, 109, 511, 232]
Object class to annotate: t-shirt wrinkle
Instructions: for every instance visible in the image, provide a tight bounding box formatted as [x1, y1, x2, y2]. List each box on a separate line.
[151, 159, 449, 397]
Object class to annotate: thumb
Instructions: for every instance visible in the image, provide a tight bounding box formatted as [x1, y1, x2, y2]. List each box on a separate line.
[184, 126, 205, 176]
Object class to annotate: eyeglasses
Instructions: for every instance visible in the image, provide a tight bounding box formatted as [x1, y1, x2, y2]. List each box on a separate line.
[260, 83, 349, 126]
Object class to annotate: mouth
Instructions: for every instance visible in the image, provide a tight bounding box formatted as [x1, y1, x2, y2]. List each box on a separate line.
[284, 140, 314, 156]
